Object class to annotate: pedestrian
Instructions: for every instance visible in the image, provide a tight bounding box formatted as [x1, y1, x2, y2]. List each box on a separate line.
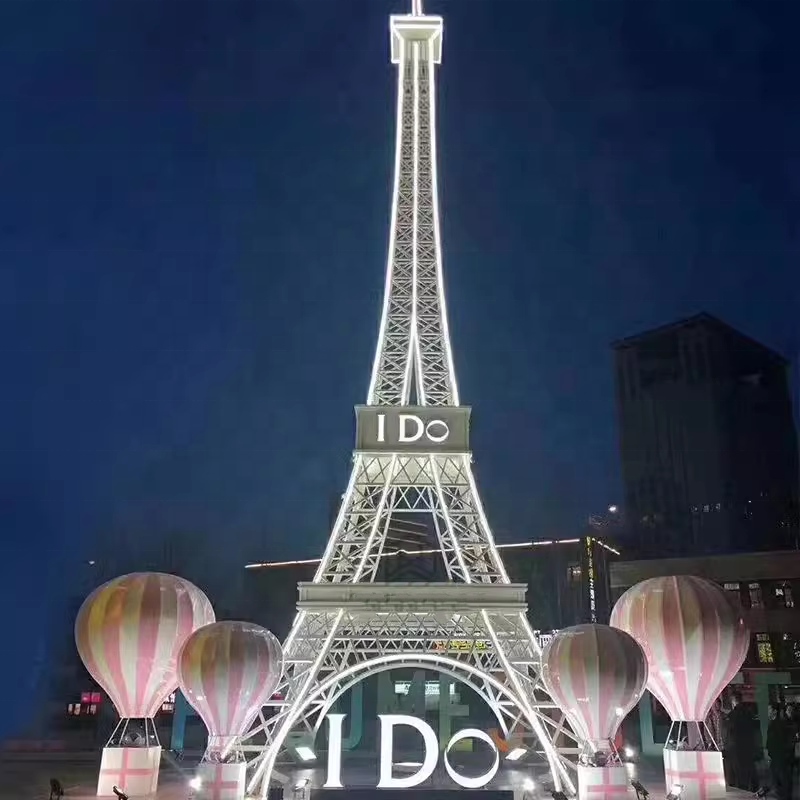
[784, 704, 799, 792]
[767, 703, 794, 800]
[725, 691, 759, 791]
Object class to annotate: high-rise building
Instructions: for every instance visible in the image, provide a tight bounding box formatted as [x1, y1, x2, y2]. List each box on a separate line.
[613, 313, 798, 557]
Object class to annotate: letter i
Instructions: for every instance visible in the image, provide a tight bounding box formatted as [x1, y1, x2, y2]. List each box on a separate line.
[377, 414, 386, 443]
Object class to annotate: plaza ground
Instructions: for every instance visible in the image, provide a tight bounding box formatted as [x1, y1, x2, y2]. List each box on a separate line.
[0, 753, 758, 800]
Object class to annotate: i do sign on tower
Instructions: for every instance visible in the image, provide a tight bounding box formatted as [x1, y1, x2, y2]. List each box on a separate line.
[355, 406, 471, 453]
[324, 714, 500, 790]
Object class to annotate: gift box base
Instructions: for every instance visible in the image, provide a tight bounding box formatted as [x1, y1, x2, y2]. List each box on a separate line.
[97, 745, 161, 797]
[196, 761, 247, 800]
[663, 749, 726, 800]
[577, 764, 631, 796]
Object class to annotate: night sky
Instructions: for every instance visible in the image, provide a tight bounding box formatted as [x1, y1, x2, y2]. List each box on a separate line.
[1, 0, 798, 735]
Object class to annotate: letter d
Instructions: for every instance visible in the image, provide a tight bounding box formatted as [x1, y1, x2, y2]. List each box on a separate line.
[377, 714, 438, 788]
[398, 414, 424, 443]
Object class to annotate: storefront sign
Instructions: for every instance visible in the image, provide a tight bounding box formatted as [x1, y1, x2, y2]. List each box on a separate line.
[324, 713, 499, 790]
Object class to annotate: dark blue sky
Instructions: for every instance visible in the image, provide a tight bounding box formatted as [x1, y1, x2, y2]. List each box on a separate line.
[1, 0, 798, 734]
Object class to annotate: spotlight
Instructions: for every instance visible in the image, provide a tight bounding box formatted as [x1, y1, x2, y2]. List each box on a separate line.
[188, 776, 203, 791]
[523, 778, 535, 791]
[623, 746, 636, 760]
[506, 747, 527, 761]
[631, 779, 650, 799]
[295, 746, 316, 762]
[666, 784, 684, 800]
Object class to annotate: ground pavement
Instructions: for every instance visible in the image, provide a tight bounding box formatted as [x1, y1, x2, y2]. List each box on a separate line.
[0, 754, 757, 800]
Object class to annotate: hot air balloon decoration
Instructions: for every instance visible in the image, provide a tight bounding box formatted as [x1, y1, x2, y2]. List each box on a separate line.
[541, 624, 648, 766]
[178, 620, 283, 762]
[611, 575, 749, 746]
[611, 575, 748, 799]
[178, 621, 283, 800]
[75, 572, 215, 796]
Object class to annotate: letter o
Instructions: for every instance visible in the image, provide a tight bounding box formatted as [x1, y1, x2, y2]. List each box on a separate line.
[443, 728, 500, 789]
[425, 419, 450, 444]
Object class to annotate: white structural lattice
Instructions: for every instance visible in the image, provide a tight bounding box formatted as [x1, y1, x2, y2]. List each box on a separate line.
[242, 2, 578, 795]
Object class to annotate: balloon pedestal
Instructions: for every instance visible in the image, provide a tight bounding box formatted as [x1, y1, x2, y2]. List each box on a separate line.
[196, 762, 247, 800]
[96, 746, 161, 797]
[663, 750, 726, 800]
[577, 764, 630, 796]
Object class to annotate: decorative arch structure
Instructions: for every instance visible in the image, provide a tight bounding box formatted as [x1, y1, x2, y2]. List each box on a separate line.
[240, 583, 579, 797]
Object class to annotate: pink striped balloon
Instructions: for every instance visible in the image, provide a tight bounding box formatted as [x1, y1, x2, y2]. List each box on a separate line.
[177, 621, 283, 754]
[541, 624, 648, 748]
[610, 575, 749, 722]
[75, 572, 215, 719]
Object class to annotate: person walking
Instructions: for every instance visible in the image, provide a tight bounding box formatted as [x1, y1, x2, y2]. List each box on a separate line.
[767, 703, 794, 800]
[725, 691, 759, 791]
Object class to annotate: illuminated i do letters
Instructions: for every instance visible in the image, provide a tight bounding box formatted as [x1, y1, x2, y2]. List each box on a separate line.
[354, 406, 471, 453]
[324, 714, 500, 790]
[379, 413, 449, 444]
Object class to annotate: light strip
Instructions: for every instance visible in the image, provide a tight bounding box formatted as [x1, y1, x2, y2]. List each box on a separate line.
[430, 454, 471, 582]
[352, 455, 398, 581]
[244, 536, 614, 569]
[312, 453, 362, 581]
[249, 608, 346, 798]
[426, 41, 460, 405]
[480, 608, 574, 794]
[462, 454, 509, 582]
[367, 36, 406, 405]
[409, 43, 426, 406]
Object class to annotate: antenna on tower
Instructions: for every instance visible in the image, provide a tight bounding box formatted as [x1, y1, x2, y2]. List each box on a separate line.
[411, 0, 423, 15]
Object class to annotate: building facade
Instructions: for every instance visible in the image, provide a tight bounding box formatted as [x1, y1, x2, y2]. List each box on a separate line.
[611, 550, 800, 754]
[613, 313, 798, 557]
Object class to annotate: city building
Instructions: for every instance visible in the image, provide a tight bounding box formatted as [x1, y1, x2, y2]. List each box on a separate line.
[613, 313, 798, 557]
[610, 550, 800, 755]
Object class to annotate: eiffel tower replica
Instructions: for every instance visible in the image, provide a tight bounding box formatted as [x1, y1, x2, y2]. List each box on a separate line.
[243, 1, 578, 794]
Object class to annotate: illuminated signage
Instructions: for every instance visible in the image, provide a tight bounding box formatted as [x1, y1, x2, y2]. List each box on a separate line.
[432, 639, 489, 653]
[355, 406, 471, 453]
[324, 714, 499, 790]
[394, 681, 456, 697]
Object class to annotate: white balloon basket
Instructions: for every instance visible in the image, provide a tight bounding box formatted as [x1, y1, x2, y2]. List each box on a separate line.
[195, 761, 247, 800]
[577, 764, 631, 797]
[97, 745, 161, 797]
[663, 749, 726, 800]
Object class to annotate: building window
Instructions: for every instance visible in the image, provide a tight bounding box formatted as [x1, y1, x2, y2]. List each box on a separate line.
[724, 582, 740, 592]
[756, 633, 774, 665]
[774, 582, 795, 609]
[749, 582, 764, 609]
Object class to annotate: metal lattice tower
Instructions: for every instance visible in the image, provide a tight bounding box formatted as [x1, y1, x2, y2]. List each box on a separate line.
[242, 2, 579, 794]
